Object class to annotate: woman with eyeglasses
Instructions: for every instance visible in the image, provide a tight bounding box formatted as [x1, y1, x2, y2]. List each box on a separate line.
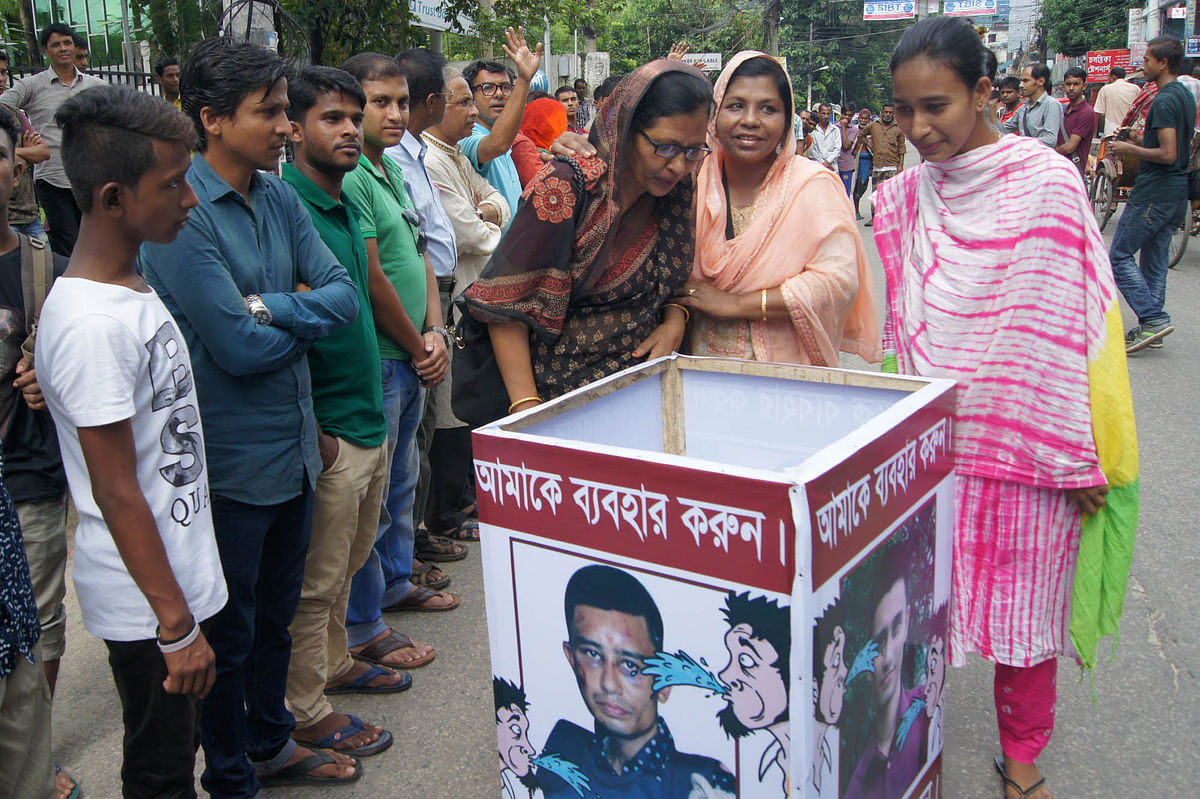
[678, 51, 880, 368]
[460, 60, 712, 412]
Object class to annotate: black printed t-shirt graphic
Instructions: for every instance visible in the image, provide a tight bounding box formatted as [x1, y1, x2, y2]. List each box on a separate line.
[0, 244, 68, 503]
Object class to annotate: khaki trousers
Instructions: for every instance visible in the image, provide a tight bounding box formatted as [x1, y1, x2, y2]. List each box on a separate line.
[17, 496, 69, 660]
[0, 641, 54, 798]
[285, 438, 387, 728]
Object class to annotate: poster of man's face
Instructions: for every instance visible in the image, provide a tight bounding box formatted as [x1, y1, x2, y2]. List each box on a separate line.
[496, 545, 794, 797]
[563, 599, 668, 740]
[822, 498, 941, 799]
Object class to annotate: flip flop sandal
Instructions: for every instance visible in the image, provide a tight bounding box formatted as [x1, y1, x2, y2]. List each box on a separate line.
[415, 532, 468, 562]
[294, 714, 393, 759]
[411, 561, 451, 590]
[256, 749, 362, 788]
[437, 518, 481, 542]
[55, 765, 81, 799]
[324, 662, 413, 695]
[351, 628, 436, 669]
[994, 755, 1049, 798]
[383, 584, 461, 613]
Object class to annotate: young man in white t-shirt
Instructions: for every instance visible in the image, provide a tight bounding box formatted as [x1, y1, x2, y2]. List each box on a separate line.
[35, 84, 227, 797]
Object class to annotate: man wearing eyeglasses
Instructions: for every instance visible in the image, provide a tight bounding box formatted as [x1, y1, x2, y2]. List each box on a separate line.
[538, 565, 734, 799]
[461, 27, 542, 227]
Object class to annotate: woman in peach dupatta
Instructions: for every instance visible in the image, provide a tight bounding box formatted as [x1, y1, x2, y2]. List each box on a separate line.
[680, 51, 880, 366]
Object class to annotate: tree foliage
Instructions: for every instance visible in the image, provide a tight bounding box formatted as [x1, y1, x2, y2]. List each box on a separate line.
[135, 0, 216, 60]
[1040, 0, 1137, 57]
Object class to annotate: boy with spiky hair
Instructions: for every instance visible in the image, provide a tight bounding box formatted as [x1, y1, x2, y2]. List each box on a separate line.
[37, 83, 227, 798]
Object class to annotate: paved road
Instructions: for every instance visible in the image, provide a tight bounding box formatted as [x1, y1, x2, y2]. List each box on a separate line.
[51, 193, 1198, 797]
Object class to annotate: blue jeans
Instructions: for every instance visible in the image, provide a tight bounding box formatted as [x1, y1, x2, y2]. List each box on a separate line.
[838, 170, 854, 196]
[346, 359, 424, 647]
[200, 484, 313, 799]
[1109, 199, 1187, 327]
[14, 219, 46, 242]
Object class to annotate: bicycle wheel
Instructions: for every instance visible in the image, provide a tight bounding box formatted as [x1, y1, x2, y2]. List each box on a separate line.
[1169, 220, 1189, 268]
[1091, 168, 1116, 231]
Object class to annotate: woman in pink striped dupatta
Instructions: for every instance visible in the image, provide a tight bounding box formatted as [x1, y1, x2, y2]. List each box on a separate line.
[875, 17, 1138, 799]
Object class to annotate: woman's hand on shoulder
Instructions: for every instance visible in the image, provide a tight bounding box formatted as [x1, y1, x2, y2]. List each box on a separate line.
[677, 279, 743, 319]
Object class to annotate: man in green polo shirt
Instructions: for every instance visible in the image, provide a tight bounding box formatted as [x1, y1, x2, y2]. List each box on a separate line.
[280, 66, 411, 763]
[340, 53, 458, 676]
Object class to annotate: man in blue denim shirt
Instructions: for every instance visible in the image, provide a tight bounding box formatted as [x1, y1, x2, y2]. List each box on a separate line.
[140, 38, 360, 796]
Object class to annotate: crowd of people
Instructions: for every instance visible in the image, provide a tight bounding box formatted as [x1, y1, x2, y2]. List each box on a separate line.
[0, 14, 1157, 799]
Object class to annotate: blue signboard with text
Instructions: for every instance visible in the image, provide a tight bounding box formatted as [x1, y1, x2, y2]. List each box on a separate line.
[945, 0, 997, 15]
[863, 1, 916, 20]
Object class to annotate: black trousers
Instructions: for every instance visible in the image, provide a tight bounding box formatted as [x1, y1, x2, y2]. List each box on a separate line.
[34, 180, 81, 256]
[425, 424, 473, 532]
[105, 631, 205, 799]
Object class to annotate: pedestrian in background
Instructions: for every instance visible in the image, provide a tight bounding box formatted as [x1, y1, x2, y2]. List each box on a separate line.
[1017, 62, 1063, 147]
[1108, 37, 1195, 353]
[1056, 66, 1097, 176]
[1095, 66, 1142, 138]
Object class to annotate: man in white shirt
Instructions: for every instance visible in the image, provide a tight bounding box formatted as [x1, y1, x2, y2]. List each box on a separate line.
[38, 83, 226, 799]
[808, 103, 841, 170]
[421, 67, 510, 546]
[1094, 66, 1142, 138]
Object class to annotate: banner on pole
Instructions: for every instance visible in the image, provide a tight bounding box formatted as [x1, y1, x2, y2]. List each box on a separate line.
[944, 0, 997, 16]
[1087, 49, 1131, 83]
[863, 1, 916, 20]
[1189, 37, 1200, 57]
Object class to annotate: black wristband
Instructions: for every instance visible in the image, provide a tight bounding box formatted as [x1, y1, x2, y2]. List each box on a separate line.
[156, 614, 196, 645]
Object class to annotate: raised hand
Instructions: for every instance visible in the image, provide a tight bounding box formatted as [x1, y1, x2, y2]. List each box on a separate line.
[668, 41, 689, 61]
[502, 26, 542, 83]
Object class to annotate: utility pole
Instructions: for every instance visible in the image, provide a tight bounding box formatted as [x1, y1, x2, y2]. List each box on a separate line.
[806, 20, 814, 110]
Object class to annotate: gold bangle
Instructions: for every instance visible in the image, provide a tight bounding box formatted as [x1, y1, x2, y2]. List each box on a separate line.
[508, 396, 542, 414]
[760, 288, 768, 322]
[662, 302, 690, 322]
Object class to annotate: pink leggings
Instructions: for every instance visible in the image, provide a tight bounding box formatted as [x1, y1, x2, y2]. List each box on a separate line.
[994, 659, 1058, 763]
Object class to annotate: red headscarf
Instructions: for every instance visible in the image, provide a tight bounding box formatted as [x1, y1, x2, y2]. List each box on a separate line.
[520, 98, 568, 150]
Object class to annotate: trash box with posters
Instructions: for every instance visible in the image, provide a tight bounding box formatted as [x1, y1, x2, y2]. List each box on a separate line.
[474, 355, 955, 799]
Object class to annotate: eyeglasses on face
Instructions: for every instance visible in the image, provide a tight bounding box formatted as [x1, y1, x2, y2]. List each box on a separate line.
[449, 95, 476, 109]
[472, 81, 514, 97]
[639, 130, 710, 162]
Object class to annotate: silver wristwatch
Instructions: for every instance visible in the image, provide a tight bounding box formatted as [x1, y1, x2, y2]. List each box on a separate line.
[424, 325, 452, 350]
[246, 294, 272, 326]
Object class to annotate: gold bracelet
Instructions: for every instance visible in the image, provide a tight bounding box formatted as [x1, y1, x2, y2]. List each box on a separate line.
[761, 288, 768, 322]
[508, 396, 542, 414]
[662, 302, 690, 322]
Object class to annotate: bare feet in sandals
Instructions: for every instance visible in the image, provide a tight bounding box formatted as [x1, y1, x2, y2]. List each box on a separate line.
[350, 627, 437, 669]
[997, 755, 1054, 799]
[55, 766, 78, 799]
[258, 744, 358, 785]
[383, 584, 460, 613]
[295, 711, 392, 758]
